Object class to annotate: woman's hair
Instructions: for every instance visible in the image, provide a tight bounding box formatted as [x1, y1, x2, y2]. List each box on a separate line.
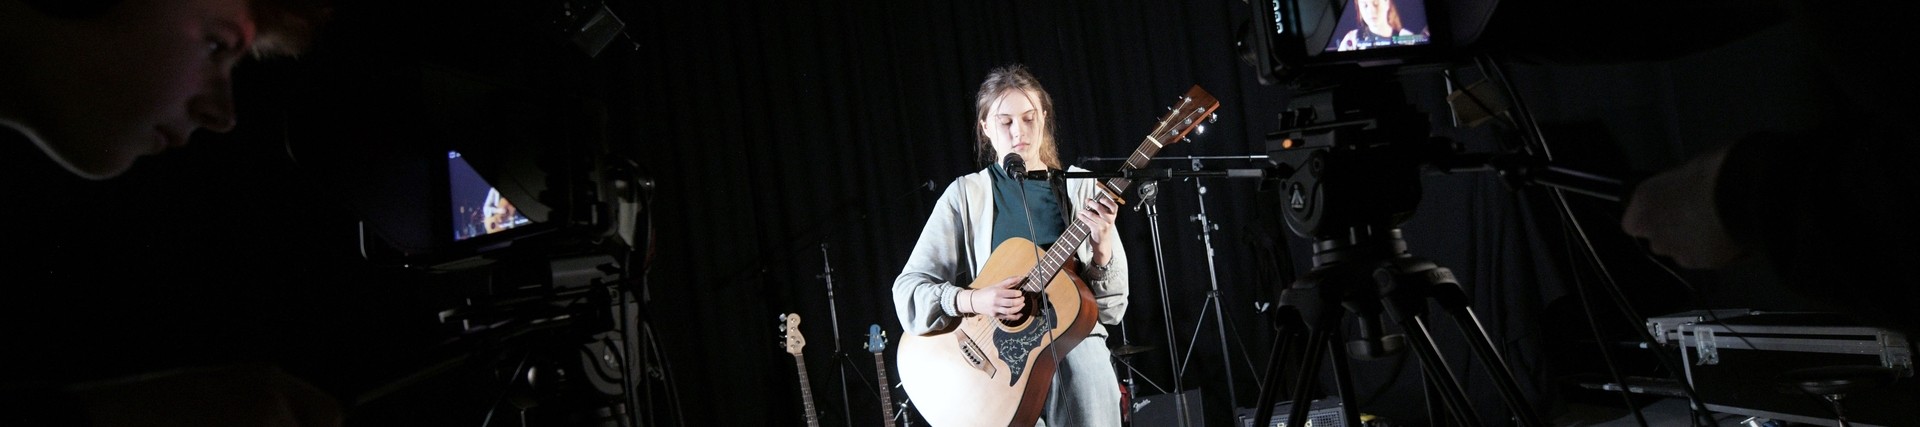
[972, 63, 1063, 170]
[1358, 0, 1404, 35]
[19, 0, 332, 57]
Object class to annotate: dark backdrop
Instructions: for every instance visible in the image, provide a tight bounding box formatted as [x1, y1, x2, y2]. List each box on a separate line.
[1, 0, 1851, 426]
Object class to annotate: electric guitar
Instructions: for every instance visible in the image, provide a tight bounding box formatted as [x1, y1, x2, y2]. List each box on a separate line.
[781, 313, 822, 427]
[866, 324, 897, 427]
[897, 85, 1221, 426]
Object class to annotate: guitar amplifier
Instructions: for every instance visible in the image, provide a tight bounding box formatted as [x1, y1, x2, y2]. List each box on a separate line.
[1130, 389, 1204, 427]
[1234, 396, 1346, 427]
[1648, 309, 1918, 427]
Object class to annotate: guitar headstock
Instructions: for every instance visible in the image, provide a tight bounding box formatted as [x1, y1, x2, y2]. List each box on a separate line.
[781, 313, 806, 356]
[1147, 85, 1223, 150]
[864, 323, 888, 353]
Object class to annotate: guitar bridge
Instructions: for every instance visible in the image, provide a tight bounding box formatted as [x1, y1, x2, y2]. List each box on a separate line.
[955, 329, 997, 378]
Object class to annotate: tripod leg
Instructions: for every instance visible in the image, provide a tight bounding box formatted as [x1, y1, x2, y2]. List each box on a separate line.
[1430, 280, 1546, 427]
[1283, 326, 1329, 427]
[1388, 307, 1484, 426]
[1420, 368, 1448, 427]
[1251, 309, 1302, 427]
[1325, 337, 1364, 427]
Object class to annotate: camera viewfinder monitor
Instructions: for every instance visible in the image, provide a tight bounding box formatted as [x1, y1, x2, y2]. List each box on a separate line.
[448, 149, 533, 242]
[1245, 0, 1452, 85]
[1324, 0, 1433, 53]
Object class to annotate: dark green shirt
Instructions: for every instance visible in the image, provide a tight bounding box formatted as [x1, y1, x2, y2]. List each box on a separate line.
[989, 163, 1065, 250]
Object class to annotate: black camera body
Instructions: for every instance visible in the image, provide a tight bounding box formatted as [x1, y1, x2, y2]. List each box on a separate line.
[1263, 79, 1453, 240]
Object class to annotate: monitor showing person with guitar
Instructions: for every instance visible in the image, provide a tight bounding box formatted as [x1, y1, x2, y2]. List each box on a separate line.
[890, 62, 1219, 427]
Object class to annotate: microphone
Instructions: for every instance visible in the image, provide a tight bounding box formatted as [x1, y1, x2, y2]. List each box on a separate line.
[1000, 151, 1047, 319]
[1003, 153, 1026, 180]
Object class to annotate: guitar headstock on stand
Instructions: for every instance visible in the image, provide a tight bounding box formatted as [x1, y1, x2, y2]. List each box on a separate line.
[781, 313, 807, 355]
[779, 313, 822, 427]
[865, 323, 887, 353]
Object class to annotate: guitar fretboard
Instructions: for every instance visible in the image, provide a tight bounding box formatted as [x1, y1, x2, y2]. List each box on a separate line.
[1021, 92, 1216, 292]
[874, 353, 895, 427]
[793, 354, 821, 427]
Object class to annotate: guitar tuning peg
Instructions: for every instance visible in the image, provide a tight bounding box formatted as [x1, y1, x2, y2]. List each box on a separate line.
[1208, 113, 1219, 124]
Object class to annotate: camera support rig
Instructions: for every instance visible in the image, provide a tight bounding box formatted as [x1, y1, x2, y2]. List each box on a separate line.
[1249, 73, 1546, 427]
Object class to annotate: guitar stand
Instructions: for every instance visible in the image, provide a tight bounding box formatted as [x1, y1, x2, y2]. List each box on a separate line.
[1250, 227, 1543, 427]
[893, 394, 913, 427]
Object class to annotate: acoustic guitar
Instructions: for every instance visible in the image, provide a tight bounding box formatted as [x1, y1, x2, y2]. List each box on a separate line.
[896, 85, 1221, 426]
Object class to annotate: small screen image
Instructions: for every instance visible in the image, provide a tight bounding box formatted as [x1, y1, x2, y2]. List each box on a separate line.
[449, 150, 532, 242]
[1325, 0, 1433, 52]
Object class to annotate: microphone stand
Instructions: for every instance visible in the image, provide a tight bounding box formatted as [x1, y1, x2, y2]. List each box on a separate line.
[1137, 179, 1191, 427]
[818, 243, 853, 427]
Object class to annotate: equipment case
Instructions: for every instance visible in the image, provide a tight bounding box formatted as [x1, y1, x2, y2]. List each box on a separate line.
[1647, 309, 1917, 427]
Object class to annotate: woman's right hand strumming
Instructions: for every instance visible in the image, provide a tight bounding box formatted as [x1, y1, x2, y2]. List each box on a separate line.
[963, 277, 1026, 321]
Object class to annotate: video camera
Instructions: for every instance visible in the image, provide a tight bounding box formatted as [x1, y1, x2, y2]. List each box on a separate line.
[1236, 0, 1507, 238]
[293, 67, 650, 272]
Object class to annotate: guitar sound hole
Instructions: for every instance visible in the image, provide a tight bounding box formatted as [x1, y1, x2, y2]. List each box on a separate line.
[997, 292, 1044, 327]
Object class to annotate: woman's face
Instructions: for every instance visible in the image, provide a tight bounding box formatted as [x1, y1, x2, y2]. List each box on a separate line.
[1359, 0, 1393, 35]
[980, 89, 1046, 171]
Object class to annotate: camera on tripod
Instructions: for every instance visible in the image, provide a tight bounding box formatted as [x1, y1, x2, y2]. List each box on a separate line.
[1232, 0, 1555, 424]
[282, 62, 655, 425]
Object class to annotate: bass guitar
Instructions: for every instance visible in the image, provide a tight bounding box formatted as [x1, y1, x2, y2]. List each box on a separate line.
[896, 85, 1220, 426]
[781, 313, 822, 427]
[867, 323, 897, 427]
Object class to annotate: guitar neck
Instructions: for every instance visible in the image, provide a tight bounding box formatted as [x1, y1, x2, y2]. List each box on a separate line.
[1020, 128, 1175, 293]
[793, 354, 821, 427]
[874, 353, 896, 427]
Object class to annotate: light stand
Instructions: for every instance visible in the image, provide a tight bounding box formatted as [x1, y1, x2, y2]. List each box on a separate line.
[1176, 157, 1244, 413]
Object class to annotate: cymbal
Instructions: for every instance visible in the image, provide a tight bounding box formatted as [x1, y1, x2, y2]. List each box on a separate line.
[1111, 345, 1158, 356]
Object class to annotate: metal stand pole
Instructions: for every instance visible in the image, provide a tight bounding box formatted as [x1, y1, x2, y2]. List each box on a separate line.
[1176, 158, 1243, 410]
[1139, 180, 1192, 427]
[818, 244, 852, 426]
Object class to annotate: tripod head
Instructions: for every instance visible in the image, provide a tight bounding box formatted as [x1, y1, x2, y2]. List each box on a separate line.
[1261, 71, 1459, 362]
[1264, 71, 1456, 243]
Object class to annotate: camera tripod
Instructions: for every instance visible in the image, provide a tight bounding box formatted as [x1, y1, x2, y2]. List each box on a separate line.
[1249, 226, 1542, 427]
[1247, 71, 1546, 426]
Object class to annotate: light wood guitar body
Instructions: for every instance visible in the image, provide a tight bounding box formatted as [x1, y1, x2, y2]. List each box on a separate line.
[898, 238, 1096, 427]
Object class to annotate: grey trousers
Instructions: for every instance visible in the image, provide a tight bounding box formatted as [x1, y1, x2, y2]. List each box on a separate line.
[1036, 335, 1122, 427]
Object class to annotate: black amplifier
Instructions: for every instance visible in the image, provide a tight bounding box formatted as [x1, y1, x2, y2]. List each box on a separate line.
[1234, 396, 1347, 427]
[1648, 309, 1917, 427]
